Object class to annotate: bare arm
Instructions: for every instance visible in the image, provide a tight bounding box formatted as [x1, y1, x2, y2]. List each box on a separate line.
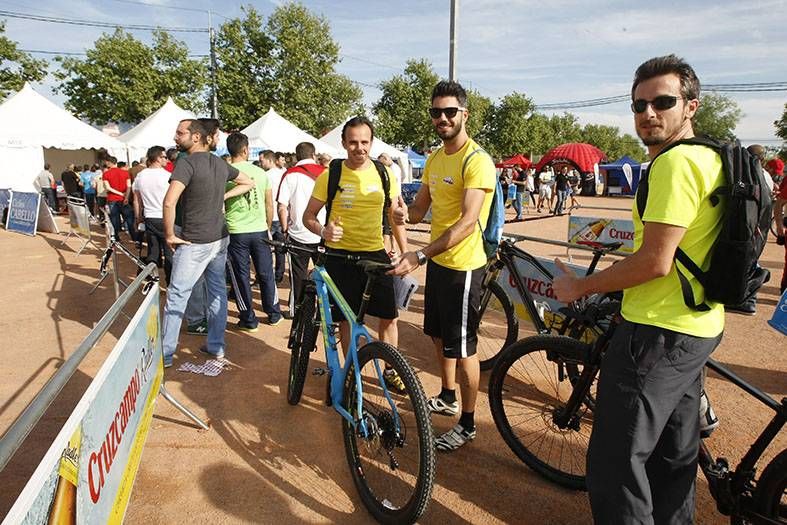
[133, 190, 143, 225]
[265, 188, 273, 231]
[776, 196, 786, 237]
[390, 208, 408, 254]
[405, 184, 432, 224]
[303, 196, 327, 238]
[224, 171, 255, 201]
[552, 222, 688, 302]
[277, 203, 289, 232]
[163, 180, 188, 249]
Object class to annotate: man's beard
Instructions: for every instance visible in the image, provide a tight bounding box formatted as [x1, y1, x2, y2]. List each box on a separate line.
[436, 121, 462, 141]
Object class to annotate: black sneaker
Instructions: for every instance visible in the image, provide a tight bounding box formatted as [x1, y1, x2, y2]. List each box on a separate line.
[186, 320, 208, 336]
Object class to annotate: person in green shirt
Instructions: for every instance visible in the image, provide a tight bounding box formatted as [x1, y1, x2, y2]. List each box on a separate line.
[226, 132, 283, 331]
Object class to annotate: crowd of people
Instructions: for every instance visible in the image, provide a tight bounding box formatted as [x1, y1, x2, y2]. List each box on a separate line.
[28, 54, 787, 524]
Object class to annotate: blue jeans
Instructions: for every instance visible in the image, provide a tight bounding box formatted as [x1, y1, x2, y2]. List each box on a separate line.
[555, 190, 569, 215]
[109, 201, 136, 242]
[162, 237, 229, 360]
[228, 231, 281, 327]
[185, 275, 207, 325]
[513, 192, 524, 219]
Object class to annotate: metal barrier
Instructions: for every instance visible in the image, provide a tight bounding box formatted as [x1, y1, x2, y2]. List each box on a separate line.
[0, 263, 207, 473]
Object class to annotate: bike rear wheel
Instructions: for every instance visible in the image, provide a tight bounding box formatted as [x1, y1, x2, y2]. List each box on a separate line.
[753, 448, 787, 523]
[489, 335, 596, 491]
[286, 292, 318, 406]
[478, 280, 519, 371]
[342, 342, 435, 524]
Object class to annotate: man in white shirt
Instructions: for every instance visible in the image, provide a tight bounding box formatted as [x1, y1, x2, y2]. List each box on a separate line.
[277, 142, 326, 312]
[378, 153, 403, 182]
[260, 149, 287, 282]
[133, 145, 172, 283]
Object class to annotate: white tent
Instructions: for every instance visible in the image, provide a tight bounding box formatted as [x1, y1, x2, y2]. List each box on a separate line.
[241, 108, 340, 157]
[321, 120, 412, 182]
[118, 97, 195, 163]
[0, 83, 126, 191]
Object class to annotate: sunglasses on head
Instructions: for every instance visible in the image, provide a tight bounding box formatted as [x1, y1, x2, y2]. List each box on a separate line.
[631, 95, 681, 114]
[429, 107, 465, 119]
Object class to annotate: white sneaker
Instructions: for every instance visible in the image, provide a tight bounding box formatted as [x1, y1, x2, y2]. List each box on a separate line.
[435, 424, 476, 452]
[427, 395, 459, 416]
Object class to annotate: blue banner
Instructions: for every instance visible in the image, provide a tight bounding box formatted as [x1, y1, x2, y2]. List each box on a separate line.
[6, 191, 40, 236]
[0, 189, 10, 218]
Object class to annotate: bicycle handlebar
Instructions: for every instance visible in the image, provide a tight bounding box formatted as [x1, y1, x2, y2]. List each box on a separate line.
[263, 239, 394, 273]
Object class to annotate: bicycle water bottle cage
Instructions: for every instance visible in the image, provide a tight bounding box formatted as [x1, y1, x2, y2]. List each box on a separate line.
[357, 260, 394, 275]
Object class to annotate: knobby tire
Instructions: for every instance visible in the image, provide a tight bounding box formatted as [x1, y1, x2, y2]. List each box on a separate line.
[286, 294, 318, 406]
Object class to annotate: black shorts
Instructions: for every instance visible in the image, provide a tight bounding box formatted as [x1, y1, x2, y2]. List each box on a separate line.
[323, 248, 397, 321]
[423, 260, 485, 358]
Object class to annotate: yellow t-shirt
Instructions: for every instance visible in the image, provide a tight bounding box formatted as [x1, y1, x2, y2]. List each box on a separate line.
[621, 144, 725, 338]
[311, 161, 400, 252]
[424, 139, 496, 271]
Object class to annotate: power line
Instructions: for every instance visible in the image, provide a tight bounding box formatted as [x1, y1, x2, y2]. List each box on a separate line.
[105, 0, 233, 20]
[21, 48, 209, 58]
[0, 8, 209, 32]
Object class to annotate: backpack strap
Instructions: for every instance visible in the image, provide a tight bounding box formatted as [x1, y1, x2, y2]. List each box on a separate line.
[324, 158, 344, 225]
[634, 137, 720, 312]
[459, 145, 490, 235]
[324, 158, 392, 235]
[371, 159, 392, 235]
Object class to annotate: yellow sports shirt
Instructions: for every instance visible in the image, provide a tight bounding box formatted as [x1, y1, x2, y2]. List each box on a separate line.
[424, 139, 496, 271]
[622, 144, 725, 338]
[312, 161, 399, 252]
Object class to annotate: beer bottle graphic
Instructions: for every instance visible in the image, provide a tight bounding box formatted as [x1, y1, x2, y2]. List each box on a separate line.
[570, 219, 611, 247]
[48, 426, 81, 525]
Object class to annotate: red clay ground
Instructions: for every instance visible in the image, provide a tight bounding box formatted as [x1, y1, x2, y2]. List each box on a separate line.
[1, 196, 785, 524]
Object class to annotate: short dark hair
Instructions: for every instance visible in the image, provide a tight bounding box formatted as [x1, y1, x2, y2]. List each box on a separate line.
[146, 145, 165, 165]
[227, 132, 249, 158]
[44, 163, 50, 170]
[166, 148, 178, 161]
[295, 142, 316, 161]
[431, 80, 468, 107]
[83, 164, 90, 171]
[259, 150, 275, 162]
[341, 116, 375, 141]
[131, 160, 139, 167]
[118, 161, 127, 168]
[107, 156, 117, 165]
[632, 54, 700, 101]
[180, 118, 208, 144]
[275, 151, 286, 160]
[198, 118, 220, 136]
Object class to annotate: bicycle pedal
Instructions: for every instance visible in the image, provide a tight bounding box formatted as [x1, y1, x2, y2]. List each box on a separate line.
[312, 367, 327, 376]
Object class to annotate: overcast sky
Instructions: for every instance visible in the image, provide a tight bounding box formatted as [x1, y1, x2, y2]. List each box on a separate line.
[3, 0, 786, 146]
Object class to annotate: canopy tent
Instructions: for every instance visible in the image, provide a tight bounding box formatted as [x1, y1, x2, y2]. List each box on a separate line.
[598, 155, 643, 195]
[321, 121, 412, 181]
[118, 97, 195, 163]
[406, 148, 426, 169]
[241, 108, 340, 157]
[534, 142, 606, 174]
[496, 154, 531, 169]
[0, 84, 126, 191]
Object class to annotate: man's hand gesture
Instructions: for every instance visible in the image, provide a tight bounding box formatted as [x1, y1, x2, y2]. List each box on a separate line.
[391, 195, 408, 226]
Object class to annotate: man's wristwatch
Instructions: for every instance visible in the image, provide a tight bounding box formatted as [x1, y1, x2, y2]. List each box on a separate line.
[415, 250, 428, 266]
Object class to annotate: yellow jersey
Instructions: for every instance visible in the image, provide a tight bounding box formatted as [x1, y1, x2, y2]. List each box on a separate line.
[312, 161, 399, 252]
[424, 139, 496, 271]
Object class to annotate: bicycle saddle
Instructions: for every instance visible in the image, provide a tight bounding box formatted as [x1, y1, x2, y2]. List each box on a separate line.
[357, 260, 394, 274]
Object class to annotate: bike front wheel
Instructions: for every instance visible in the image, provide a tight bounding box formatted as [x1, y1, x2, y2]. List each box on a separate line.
[752, 448, 787, 523]
[342, 342, 435, 524]
[286, 292, 318, 406]
[477, 280, 519, 371]
[488, 335, 596, 491]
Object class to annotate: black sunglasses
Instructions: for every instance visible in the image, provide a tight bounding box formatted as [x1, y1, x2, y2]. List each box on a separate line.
[429, 107, 465, 119]
[631, 95, 681, 114]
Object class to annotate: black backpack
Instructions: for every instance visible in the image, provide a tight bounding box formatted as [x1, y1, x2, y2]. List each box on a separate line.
[324, 158, 391, 236]
[636, 136, 772, 310]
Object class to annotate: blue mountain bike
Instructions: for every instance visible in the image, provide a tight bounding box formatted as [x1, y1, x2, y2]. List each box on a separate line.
[269, 240, 435, 524]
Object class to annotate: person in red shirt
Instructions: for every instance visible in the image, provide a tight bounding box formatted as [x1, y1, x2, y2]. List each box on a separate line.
[766, 158, 787, 293]
[102, 156, 137, 242]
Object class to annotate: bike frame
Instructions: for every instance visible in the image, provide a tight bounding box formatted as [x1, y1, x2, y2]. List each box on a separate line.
[309, 264, 400, 438]
[699, 358, 787, 522]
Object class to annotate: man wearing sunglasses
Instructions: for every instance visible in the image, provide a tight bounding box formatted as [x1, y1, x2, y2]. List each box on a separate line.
[391, 80, 496, 452]
[553, 55, 725, 524]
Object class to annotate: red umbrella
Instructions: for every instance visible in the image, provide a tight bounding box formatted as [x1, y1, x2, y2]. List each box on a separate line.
[495, 154, 531, 169]
[534, 143, 606, 173]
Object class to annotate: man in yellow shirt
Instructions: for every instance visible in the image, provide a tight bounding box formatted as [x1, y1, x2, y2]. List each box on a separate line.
[303, 117, 408, 390]
[391, 81, 496, 451]
[553, 55, 725, 524]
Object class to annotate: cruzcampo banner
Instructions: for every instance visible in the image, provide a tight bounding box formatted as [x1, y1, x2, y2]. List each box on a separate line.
[567, 216, 635, 254]
[4, 288, 163, 525]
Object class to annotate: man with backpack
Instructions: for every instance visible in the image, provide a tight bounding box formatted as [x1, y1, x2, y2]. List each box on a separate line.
[552, 55, 739, 524]
[390, 80, 497, 452]
[302, 116, 409, 393]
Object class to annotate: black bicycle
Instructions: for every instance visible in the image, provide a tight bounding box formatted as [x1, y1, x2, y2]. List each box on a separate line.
[476, 236, 622, 370]
[489, 297, 787, 523]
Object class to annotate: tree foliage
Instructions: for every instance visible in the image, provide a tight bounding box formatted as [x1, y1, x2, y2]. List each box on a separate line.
[55, 28, 206, 124]
[481, 92, 538, 158]
[692, 92, 742, 141]
[775, 102, 787, 147]
[373, 58, 439, 150]
[0, 22, 47, 99]
[215, 3, 362, 133]
[580, 124, 647, 162]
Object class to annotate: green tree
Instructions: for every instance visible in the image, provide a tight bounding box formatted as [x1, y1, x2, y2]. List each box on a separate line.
[692, 92, 742, 141]
[466, 88, 492, 140]
[544, 113, 583, 149]
[775, 102, 787, 148]
[482, 92, 538, 158]
[0, 22, 47, 99]
[215, 3, 362, 133]
[55, 28, 206, 124]
[373, 58, 439, 150]
[580, 124, 646, 162]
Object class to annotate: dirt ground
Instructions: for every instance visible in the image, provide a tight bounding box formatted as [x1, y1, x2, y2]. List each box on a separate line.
[1, 196, 785, 524]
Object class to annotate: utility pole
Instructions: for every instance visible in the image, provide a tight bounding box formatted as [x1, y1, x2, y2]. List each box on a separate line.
[449, 0, 458, 81]
[208, 10, 218, 119]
